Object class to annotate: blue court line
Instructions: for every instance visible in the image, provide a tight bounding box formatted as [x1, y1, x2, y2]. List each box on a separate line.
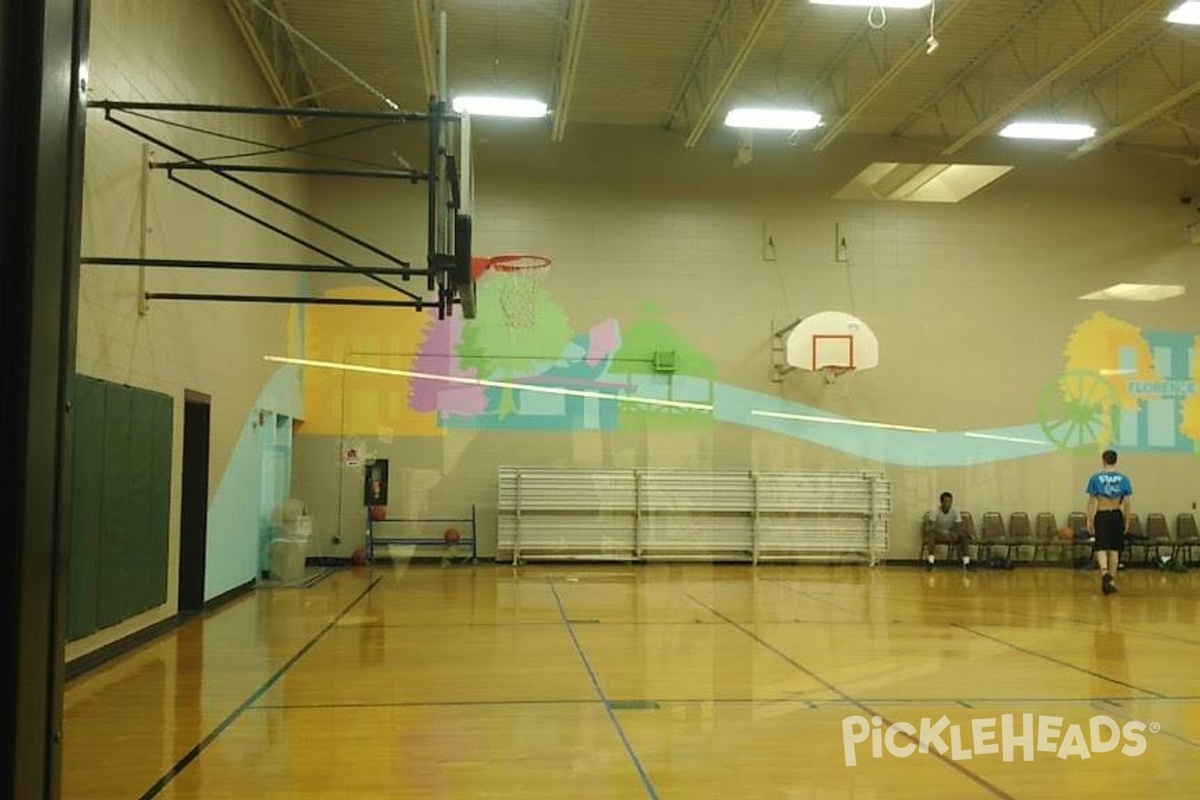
[250, 698, 606, 710]
[322, 620, 726, 629]
[1085, 698, 1200, 750]
[951, 623, 1169, 699]
[137, 577, 381, 800]
[751, 578, 876, 621]
[764, 577, 1200, 647]
[688, 593, 1015, 800]
[245, 694, 1200, 711]
[549, 581, 660, 800]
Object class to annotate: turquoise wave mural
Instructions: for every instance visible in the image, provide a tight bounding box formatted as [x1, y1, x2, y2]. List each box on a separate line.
[718, 384, 1054, 466]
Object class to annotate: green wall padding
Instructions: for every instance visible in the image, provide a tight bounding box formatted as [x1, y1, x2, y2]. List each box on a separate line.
[68, 376, 173, 641]
[97, 382, 133, 628]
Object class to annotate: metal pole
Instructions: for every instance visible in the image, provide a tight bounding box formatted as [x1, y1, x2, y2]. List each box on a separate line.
[137, 143, 150, 316]
[165, 171, 423, 302]
[426, 102, 438, 294]
[89, 99, 432, 122]
[152, 161, 432, 181]
[105, 114, 416, 273]
[634, 469, 643, 559]
[144, 292, 430, 308]
[514, 470, 523, 566]
[751, 470, 760, 565]
[81, 257, 427, 276]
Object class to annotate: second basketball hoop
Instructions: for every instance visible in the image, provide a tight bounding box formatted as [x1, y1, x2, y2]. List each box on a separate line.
[771, 310, 878, 384]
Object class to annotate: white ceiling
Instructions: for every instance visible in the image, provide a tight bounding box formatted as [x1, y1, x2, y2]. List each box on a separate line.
[230, 0, 1200, 163]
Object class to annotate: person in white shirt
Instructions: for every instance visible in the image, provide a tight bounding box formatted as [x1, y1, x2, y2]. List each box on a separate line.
[922, 491, 972, 570]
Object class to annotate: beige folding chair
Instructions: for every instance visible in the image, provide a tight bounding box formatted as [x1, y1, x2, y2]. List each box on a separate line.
[1130, 513, 1172, 565]
[1173, 513, 1198, 565]
[1033, 512, 1067, 563]
[1005, 512, 1034, 563]
[976, 511, 1007, 563]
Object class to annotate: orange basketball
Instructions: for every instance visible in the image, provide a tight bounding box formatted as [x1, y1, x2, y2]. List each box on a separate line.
[444, 528, 462, 545]
[1057, 526, 1074, 541]
[369, 505, 387, 522]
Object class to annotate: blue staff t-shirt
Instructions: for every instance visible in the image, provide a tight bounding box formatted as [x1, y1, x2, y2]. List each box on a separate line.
[1085, 470, 1132, 500]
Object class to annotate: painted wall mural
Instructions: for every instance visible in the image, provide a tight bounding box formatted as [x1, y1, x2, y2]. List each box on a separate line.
[1041, 311, 1197, 455]
[292, 274, 1198, 467]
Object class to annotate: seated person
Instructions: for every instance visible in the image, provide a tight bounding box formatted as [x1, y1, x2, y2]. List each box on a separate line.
[922, 491, 972, 570]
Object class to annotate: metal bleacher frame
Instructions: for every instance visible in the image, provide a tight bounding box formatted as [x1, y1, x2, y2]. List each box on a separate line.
[496, 467, 889, 565]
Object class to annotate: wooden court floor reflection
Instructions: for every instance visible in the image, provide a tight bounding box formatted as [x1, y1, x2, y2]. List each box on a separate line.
[62, 563, 1200, 798]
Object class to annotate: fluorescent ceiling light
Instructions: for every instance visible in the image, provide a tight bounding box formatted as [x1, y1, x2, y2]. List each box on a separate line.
[811, 0, 931, 7]
[834, 162, 1014, 203]
[751, 409, 936, 434]
[451, 96, 548, 118]
[264, 356, 713, 412]
[1079, 283, 1186, 302]
[1167, 2, 1200, 25]
[963, 432, 1050, 446]
[724, 108, 822, 131]
[999, 121, 1096, 141]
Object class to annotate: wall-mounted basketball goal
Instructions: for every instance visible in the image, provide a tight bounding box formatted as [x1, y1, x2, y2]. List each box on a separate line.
[771, 311, 879, 384]
[81, 10, 482, 322]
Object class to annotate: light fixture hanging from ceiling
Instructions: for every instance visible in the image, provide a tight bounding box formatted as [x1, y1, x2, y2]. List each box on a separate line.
[925, 0, 939, 53]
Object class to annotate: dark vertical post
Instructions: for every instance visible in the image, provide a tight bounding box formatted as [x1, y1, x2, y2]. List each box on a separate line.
[0, 0, 89, 797]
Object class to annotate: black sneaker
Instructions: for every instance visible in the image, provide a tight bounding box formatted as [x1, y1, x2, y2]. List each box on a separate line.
[925, 560, 934, 571]
[1102, 573, 1117, 595]
[962, 561, 975, 572]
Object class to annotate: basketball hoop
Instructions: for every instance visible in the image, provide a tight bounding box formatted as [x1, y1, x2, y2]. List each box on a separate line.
[471, 254, 552, 330]
[819, 365, 854, 385]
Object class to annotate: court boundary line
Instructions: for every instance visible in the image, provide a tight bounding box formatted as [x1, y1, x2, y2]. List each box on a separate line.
[761, 577, 1200, 647]
[245, 694, 1200, 711]
[549, 581, 659, 800]
[688, 593, 1016, 800]
[321, 620, 728, 629]
[136, 577, 382, 800]
[951, 623, 1169, 699]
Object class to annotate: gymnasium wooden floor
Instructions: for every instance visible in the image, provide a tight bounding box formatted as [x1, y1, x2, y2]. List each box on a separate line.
[63, 562, 1200, 799]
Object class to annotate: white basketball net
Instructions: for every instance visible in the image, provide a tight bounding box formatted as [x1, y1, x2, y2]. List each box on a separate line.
[820, 366, 853, 385]
[492, 257, 551, 331]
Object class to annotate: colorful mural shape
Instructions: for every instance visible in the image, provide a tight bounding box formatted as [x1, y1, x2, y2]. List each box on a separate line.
[610, 303, 714, 430]
[1040, 312, 1197, 454]
[292, 283, 1199, 465]
[441, 319, 629, 431]
[407, 276, 717, 431]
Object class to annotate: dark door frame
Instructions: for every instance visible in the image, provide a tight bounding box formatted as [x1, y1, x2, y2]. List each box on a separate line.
[0, 0, 91, 797]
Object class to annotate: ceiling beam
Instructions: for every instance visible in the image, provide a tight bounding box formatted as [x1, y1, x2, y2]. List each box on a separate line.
[225, 0, 320, 127]
[813, 0, 974, 152]
[1069, 77, 1200, 159]
[552, 0, 591, 143]
[666, 0, 783, 148]
[891, 0, 1056, 140]
[942, 0, 1159, 156]
[413, 0, 437, 101]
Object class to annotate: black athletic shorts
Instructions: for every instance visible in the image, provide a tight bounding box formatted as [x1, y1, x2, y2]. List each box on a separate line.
[1093, 509, 1125, 551]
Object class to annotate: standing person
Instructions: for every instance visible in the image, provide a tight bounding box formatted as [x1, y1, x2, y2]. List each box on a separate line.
[922, 491, 972, 570]
[1086, 449, 1132, 595]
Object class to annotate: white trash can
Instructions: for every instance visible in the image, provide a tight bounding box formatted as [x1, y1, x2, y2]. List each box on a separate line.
[268, 503, 314, 582]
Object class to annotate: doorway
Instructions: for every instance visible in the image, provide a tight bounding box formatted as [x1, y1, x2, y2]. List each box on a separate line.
[179, 391, 211, 613]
